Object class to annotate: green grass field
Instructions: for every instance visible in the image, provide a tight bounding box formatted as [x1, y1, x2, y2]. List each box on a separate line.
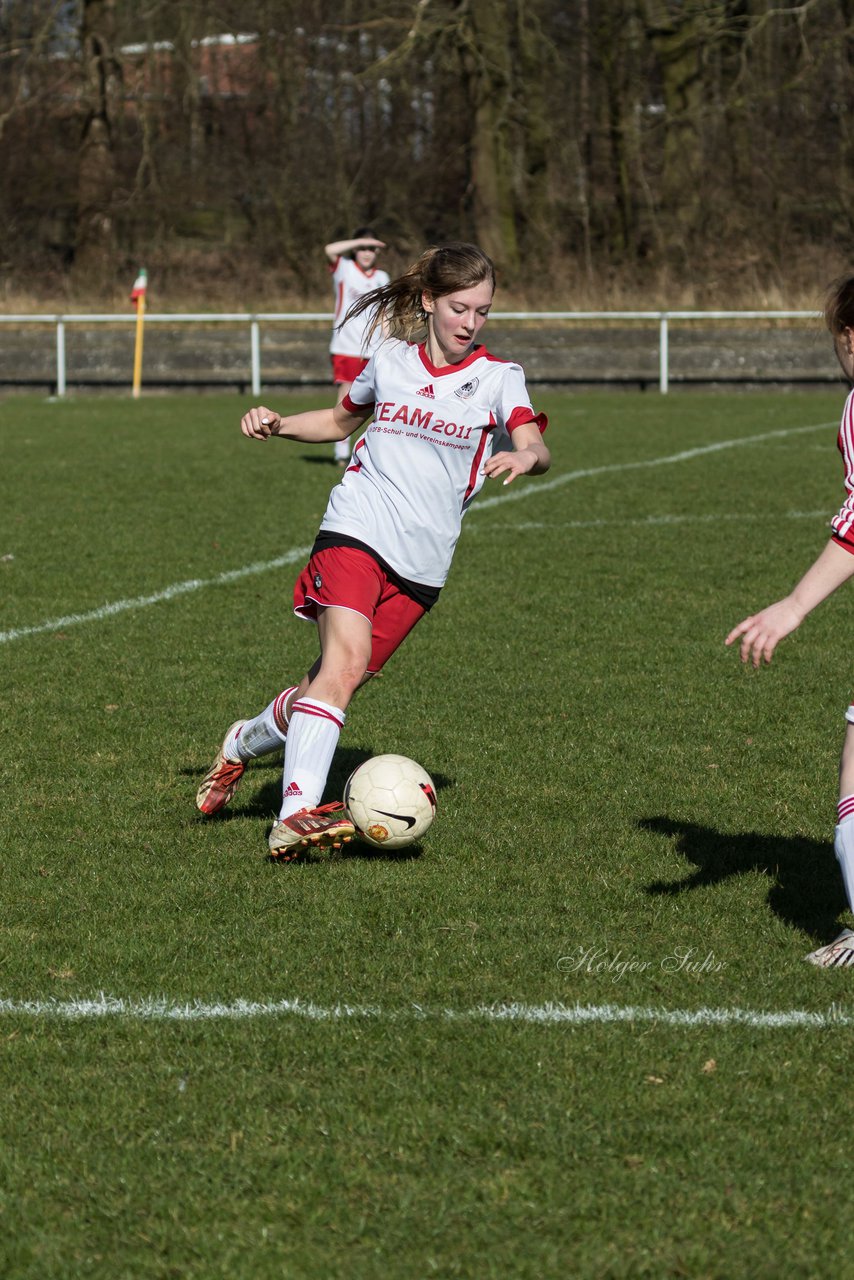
[2, 388, 854, 1277]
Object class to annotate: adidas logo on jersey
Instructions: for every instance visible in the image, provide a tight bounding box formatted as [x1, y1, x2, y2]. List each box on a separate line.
[283, 780, 303, 798]
[417, 384, 435, 399]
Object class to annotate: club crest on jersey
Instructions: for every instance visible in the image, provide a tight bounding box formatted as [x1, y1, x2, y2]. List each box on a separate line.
[454, 377, 479, 401]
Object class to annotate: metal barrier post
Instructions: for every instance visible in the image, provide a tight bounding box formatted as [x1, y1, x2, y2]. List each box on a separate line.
[250, 319, 261, 396]
[659, 314, 669, 394]
[56, 320, 66, 398]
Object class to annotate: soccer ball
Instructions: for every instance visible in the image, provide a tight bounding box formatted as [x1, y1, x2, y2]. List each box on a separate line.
[344, 754, 437, 849]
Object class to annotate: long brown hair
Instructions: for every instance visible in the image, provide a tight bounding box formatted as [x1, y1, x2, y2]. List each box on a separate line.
[347, 242, 496, 343]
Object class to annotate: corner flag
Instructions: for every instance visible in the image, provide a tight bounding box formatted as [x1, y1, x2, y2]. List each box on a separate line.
[131, 268, 147, 398]
[130, 268, 148, 303]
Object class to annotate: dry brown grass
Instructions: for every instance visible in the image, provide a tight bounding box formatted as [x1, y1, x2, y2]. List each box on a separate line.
[0, 242, 843, 315]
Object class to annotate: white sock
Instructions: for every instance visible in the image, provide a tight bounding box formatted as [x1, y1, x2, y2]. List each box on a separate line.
[333, 438, 351, 463]
[834, 810, 854, 914]
[227, 687, 296, 762]
[279, 697, 345, 820]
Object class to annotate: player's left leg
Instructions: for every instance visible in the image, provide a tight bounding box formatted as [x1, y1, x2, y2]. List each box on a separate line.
[234, 686, 299, 760]
[195, 685, 302, 815]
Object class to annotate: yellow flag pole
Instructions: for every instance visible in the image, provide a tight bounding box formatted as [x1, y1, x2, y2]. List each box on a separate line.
[132, 291, 146, 399]
[130, 268, 148, 399]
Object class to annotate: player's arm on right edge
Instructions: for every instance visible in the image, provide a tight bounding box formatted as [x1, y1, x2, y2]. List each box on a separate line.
[726, 538, 854, 666]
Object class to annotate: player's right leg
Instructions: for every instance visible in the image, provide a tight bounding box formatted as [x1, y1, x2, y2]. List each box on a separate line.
[268, 606, 371, 857]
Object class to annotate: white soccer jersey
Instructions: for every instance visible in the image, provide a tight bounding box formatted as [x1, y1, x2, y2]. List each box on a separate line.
[832, 389, 854, 551]
[329, 257, 390, 357]
[319, 338, 548, 587]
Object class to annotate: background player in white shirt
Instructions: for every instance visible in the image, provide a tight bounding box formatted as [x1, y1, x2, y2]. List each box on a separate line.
[325, 227, 389, 467]
[196, 243, 550, 859]
[727, 272, 854, 967]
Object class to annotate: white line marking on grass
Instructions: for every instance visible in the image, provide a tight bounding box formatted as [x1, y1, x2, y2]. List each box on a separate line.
[0, 547, 311, 645]
[474, 510, 828, 533]
[473, 419, 836, 513]
[1, 994, 853, 1029]
[0, 419, 835, 645]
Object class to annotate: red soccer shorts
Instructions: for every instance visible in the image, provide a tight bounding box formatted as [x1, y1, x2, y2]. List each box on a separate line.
[293, 545, 427, 673]
[330, 354, 368, 385]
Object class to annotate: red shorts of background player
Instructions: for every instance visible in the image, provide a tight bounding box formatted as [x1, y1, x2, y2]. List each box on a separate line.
[330, 354, 368, 385]
[293, 545, 427, 674]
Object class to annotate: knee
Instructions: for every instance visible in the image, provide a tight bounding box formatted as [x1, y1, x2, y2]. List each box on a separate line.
[323, 646, 371, 701]
[338, 656, 370, 696]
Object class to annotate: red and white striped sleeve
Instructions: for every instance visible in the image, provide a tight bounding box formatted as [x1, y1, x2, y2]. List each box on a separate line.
[831, 390, 854, 553]
[341, 350, 377, 414]
[494, 361, 548, 434]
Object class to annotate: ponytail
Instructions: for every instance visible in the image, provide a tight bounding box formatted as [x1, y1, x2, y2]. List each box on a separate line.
[346, 242, 496, 344]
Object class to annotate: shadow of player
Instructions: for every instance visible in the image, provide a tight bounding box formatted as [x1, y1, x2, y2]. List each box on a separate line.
[639, 815, 845, 942]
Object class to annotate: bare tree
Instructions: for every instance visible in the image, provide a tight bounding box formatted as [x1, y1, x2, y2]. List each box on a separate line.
[74, 0, 121, 277]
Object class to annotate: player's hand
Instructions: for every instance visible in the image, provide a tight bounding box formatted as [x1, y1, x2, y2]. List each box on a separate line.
[241, 406, 281, 440]
[482, 447, 538, 486]
[724, 599, 804, 667]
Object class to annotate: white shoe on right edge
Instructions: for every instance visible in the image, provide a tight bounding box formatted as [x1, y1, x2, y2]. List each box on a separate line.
[805, 929, 854, 968]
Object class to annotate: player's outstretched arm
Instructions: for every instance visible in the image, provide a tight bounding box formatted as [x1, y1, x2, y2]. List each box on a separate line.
[725, 538, 854, 666]
[482, 422, 551, 486]
[324, 237, 386, 262]
[240, 402, 369, 443]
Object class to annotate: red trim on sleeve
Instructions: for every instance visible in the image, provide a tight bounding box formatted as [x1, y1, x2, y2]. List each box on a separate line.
[507, 406, 548, 433]
[341, 392, 374, 415]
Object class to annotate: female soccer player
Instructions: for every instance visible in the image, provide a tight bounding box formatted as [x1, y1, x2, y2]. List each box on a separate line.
[324, 228, 390, 466]
[726, 273, 854, 966]
[196, 242, 550, 859]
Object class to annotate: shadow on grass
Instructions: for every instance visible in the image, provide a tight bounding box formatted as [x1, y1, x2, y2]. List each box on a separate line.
[264, 839, 426, 866]
[639, 816, 845, 942]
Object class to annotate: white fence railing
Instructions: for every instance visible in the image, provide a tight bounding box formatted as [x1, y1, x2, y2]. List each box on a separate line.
[0, 310, 821, 397]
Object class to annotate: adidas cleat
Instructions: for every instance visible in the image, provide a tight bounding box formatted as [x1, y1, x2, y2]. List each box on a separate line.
[195, 721, 247, 815]
[805, 928, 854, 968]
[268, 802, 355, 861]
